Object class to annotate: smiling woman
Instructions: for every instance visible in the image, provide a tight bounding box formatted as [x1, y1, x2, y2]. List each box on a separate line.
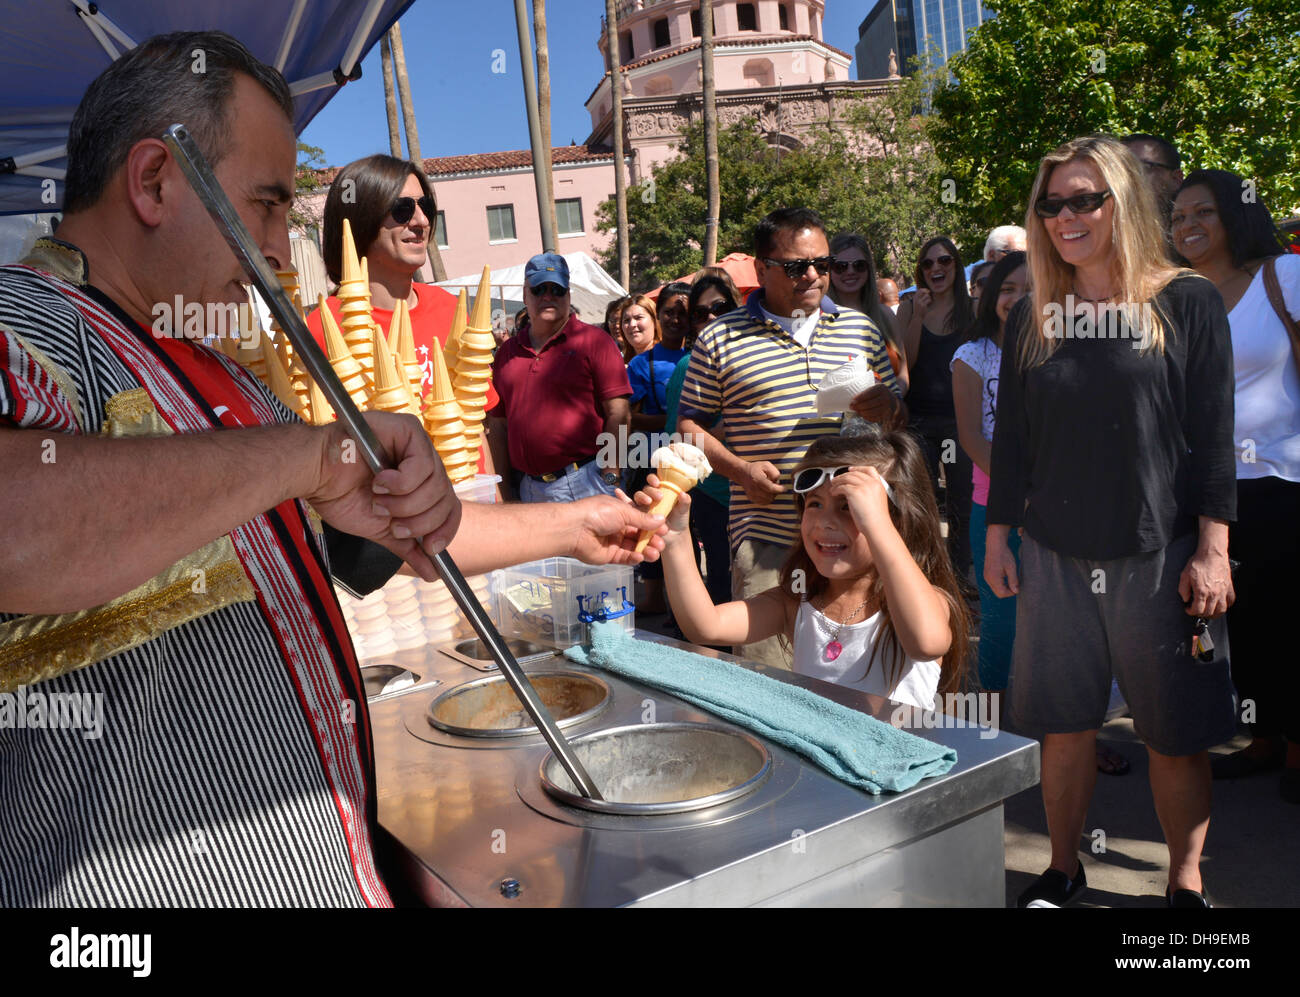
[988, 135, 1238, 908]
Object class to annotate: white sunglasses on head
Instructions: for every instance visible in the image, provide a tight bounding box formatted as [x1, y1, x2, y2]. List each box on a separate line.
[792, 465, 895, 505]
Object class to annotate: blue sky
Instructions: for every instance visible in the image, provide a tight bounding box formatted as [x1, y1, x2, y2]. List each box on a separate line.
[300, 1, 869, 167]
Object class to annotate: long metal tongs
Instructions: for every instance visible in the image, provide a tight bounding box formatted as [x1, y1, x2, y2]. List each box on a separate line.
[162, 124, 603, 800]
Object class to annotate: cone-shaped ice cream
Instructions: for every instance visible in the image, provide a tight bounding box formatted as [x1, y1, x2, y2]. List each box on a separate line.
[318, 293, 369, 407]
[306, 376, 334, 425]
[368, 326, 419, 416]
[233, 299, 267, 381]
[337, 220, 375, 390]
[392, 299, 424, 405]
[635, 443, 713, 553]
[455, 267, 497, 459]
[422, 342, 476, 483]
[261, 335, 306, 417]
[443, 288, 468, 373]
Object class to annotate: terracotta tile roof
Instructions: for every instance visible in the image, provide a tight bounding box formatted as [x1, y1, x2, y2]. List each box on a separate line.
[314, 145, 614, 185]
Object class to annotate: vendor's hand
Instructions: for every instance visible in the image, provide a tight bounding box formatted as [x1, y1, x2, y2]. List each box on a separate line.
[1179, 548, 1234, 617]
[629, 473, 693, 540]
[829, 466, 891, 534]
[307, 413, 459, 582]
[565, 494, 666, 565]
[849, 383, 902, 426]
[742, 460, 784, 505]
[984, 537, 1019, 598]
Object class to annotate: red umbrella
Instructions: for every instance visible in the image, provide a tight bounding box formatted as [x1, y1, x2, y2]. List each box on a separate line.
[646, 253, 760, 300]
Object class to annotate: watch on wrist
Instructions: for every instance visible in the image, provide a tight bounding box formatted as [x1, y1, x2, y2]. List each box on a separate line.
[600, 470, 620, 486]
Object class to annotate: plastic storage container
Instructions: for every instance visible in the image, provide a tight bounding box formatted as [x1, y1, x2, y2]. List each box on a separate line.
[495, 557, 635, 648]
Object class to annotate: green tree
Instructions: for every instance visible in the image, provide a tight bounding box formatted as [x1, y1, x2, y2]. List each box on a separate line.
[596, 119, 874, 290]
[292, 142, 326, 235]
[932, 0, 1300, 248]
[831, 59, 964, 278]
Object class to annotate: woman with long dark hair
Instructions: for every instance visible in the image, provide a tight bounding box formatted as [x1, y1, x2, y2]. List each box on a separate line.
[987, 136, 1237, 907]
[896, 236, 976, 585]
[828, 233, 907, 386]
[1172, 169, 1300, 802]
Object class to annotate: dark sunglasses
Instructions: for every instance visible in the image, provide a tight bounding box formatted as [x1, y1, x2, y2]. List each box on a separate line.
[762, 256, 834, 279]
[832, 259, 870, 275]
[921, 254, 955, 270]
[691, 300, 730, 322]
[1033, 189, 1112, 218]
[390, 195, 436, 225]
[531, 282, 568, 298]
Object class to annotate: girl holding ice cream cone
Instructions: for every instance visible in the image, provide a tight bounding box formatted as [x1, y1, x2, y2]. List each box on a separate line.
[641, 431, 969, 709]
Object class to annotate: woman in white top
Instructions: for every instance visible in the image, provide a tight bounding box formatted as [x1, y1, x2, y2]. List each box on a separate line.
[1172, 169, 1300, 802]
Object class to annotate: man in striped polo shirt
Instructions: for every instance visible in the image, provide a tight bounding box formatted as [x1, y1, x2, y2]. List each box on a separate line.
[679, 208, 904, 667]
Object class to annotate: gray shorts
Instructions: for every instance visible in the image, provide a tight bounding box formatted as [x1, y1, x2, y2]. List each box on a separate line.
[1010, 531, 1237, 756]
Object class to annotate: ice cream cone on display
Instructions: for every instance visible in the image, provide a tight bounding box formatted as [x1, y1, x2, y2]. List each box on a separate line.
[391, 299, 424, 405]
[453, 268, 496, 458]
[422, 343, 476, 483]
[305, 376, 334, 425]
[368, 329, 419, 416]
[260, 335, 306, 417]
[233, 296, 267, 380]
[444, 288, 468, 372]
[634, 442, 714, 553]
[337, 221, 375, 389]
[318, 293, 369, 407]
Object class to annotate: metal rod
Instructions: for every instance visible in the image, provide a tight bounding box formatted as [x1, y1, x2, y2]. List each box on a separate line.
[160, 124, 603, 800]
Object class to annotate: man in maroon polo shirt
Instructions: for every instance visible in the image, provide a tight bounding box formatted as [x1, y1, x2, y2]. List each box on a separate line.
[487, 253, 631, 502]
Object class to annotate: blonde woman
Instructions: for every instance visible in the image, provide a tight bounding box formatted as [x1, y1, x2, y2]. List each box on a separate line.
[985, 136, 1236, 908]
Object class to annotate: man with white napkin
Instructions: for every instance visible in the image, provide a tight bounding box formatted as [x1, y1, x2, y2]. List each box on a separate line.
[678, 208, 904, 668]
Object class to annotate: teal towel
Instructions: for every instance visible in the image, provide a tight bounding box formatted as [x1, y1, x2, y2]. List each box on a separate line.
[565, 623, 957, 794]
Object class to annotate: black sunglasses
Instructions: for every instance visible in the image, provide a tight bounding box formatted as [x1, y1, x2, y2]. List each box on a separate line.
[531, 282, 568, 298]
[390, 195, 436, 225]
[832, 259, 870, 275]
[691, 300, 731, 322]
[921, 254, 954, 270]
[1033, 189, 1112, 218]
[762, 256, 834, 279]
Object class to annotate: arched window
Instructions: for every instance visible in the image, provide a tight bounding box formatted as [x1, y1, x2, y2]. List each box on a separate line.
[645, 75, 674, 97]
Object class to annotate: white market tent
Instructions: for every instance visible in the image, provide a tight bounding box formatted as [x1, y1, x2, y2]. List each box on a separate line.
[436, 251, 627, 330]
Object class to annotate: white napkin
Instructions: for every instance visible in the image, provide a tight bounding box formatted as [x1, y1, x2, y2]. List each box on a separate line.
[815, 355, 877, 415]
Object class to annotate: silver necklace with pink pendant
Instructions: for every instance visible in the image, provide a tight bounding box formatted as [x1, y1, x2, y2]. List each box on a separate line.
[813, 596, 872, 661]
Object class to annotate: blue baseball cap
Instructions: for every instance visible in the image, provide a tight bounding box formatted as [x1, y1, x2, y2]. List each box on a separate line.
[524, 252, 570, 291]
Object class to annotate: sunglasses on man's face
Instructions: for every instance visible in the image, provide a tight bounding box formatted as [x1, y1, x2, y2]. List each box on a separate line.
[390, 195, 436, 225]
[1033, 189, 1112, 218]
[762, 256, 834, 279]
[691, 300, 730, 323]
[531, 282, 568, 298]
[832, 259, 870, 275]
[921, 254, 954, 270]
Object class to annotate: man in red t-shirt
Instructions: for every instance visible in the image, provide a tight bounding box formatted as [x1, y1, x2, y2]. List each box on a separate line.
[488, 253, 630, 502]
[305, 155, 497, 474]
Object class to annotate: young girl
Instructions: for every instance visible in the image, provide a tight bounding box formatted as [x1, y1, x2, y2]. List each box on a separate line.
[648, 431, 970, 709]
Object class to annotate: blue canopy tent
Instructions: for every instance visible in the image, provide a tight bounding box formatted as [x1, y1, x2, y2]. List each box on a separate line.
[0, 0, 416, 215]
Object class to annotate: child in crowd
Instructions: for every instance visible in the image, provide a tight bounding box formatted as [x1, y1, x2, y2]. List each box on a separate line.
[645, 431, 969, 709]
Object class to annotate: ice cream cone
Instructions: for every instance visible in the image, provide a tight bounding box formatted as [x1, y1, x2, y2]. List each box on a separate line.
[337, 221, 374, 390]
[368, 329, 419, 416]
[444, 288, 468, 372]
[422, 342, 476, 483]
[306, 377, 334, 425]
[391, 299, 424, 405]
[454, 267, 496, 461]
[261, 335, 305, 417]
[318, 293, 369, 407]
[634, 469, 695, 553]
